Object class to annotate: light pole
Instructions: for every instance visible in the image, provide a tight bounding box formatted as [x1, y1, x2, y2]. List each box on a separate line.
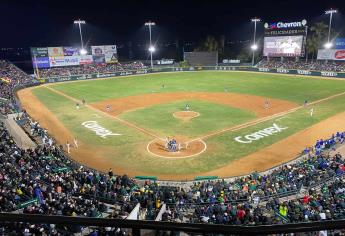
[305, 26, 308, 62]
[145, 21, 156, 69]
[324, 9, 337, 49]
[251, 18, 261, 66]
[74, 19, 87, 55]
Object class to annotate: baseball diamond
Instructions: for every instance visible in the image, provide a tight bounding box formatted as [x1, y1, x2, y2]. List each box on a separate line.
[17, 71, 345, 180]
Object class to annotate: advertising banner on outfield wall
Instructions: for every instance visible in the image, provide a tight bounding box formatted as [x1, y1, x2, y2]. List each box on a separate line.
[48, 47, 64, 57]
[317, 49, 345, 61]
[63, 47, 80, 56]
[336, 38, 345, 49]
[104, 45, 118, 63]
[80, 55, 93, 65]
[31, 47, 49, 57]
[91, 46, 106, 64]
[32, 57, 50, 69]
[49, 57, 66, 67]
[64, 56, 81, 66]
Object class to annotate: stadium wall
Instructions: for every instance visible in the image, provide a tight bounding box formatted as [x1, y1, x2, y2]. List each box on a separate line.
[41, 66, 345, 83]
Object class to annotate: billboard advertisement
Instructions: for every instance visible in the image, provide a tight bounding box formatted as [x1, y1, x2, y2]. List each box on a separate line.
[91, 46, 106, 64]
[32, 57, 50, 69]
[64, 56, 81, 66]
[49, 57, 66, 67]
[264, 20, 307, 36]
[335, 38, 345, 49]
[80, 55, 93, 64]
[63, 47, 80, 56]
[317, 49, 345, 61]
[104, 45, 118, 63]
[48, 47, 64, 57]
[263, 36, 304, 57]
[31, 47, 49, 57]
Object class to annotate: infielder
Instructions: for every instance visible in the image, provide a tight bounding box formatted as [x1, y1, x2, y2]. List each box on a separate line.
[264, 98, 270, 109]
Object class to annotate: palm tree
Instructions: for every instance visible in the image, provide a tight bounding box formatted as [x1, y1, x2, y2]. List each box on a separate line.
[306, 22, 329, 60]
[195, 35, 219, 52]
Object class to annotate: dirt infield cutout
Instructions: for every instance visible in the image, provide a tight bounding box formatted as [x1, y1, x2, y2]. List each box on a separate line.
[91, 92, 297, 118]
[147, 138, 207, 158]
[173, 111, 200, 122]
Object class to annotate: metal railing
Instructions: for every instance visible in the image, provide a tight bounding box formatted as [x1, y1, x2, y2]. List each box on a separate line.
[1, 213, 345, 235]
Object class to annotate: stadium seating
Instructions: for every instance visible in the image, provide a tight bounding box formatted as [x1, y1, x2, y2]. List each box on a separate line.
[257, 58, 345, 72]
[38, 62, 146, 78]
[1, 60, 345, 234]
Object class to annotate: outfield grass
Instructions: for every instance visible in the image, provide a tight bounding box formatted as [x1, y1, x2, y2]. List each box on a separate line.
[28, 71, 345, 177]
[119, 100, 256, 137]
[50, 71, 345, 104]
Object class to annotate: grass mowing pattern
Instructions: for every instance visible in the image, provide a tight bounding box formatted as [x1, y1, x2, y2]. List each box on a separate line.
[51, 71, 345, 104]
[28, 72, 345, 177]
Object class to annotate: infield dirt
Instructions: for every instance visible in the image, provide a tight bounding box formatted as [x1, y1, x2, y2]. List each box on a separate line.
[91, 92, 297, 118]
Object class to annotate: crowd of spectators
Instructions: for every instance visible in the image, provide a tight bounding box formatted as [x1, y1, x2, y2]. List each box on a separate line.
[257, 59, 345, 72]
[0, 60, 36, 115]
[38, 61, 146, 78]
[1, 60, 345, 234]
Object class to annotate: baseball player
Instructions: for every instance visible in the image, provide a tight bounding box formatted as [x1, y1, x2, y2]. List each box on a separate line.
[264, 98, 270, 109]
[76, 102, 80, 110]
[66, 141, 71, 154]
[310, 108, 314, 117]
[106, 105, 111, 112]
[74, 137, 78, 149]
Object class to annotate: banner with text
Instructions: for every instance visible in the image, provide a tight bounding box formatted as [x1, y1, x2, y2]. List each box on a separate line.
[317, 49, 345, 61]
[63, 47, 80, 56]
[31, 47, 49, 58]
[49, 57, 66, 67]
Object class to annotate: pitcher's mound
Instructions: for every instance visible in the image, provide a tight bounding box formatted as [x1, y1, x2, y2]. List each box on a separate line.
[147, 138, 207, 158]
[173, 111, 200, 122]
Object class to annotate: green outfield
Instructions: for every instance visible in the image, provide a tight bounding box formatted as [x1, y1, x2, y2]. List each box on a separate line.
[26, 71, 345, 179]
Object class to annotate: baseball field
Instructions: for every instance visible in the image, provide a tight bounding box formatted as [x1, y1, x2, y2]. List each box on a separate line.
[17, 71, 345, 180]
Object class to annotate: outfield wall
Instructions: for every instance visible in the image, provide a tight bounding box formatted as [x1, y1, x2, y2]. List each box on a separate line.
[41, 66, 345, 83]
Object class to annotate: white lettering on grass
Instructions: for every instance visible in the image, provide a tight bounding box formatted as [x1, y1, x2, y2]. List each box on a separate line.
[82, 121, 122, 139]
[234, 123, 288, 144]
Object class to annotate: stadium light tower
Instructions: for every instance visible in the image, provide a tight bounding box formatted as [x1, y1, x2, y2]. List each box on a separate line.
[324, 9, 337, 49]
[74, 19, 87, 55]
[251, 18, 261, 66]
[145, 21, 156, 69]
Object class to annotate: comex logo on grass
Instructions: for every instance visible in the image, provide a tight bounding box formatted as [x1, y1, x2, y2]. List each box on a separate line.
[234, 123, 288, 144]
[82, 121, 122, 138]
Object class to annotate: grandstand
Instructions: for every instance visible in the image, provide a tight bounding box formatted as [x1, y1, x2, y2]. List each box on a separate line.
[2, 2, 345, 235]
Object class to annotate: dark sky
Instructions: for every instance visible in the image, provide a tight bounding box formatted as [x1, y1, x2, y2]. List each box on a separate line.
[1, 0, 345, 47]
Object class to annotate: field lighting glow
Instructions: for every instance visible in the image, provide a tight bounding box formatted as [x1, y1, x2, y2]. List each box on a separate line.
[149, 46, 155, 52]
[325, 9, 338, 14]
[74, 20, 86, 24]
[251, 44, 258, 50]
[80, 48, 87, 55]
[324, 42, 333, 49]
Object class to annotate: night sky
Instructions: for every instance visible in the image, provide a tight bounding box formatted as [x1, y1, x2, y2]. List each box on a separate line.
[1, 0, 344, 48]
